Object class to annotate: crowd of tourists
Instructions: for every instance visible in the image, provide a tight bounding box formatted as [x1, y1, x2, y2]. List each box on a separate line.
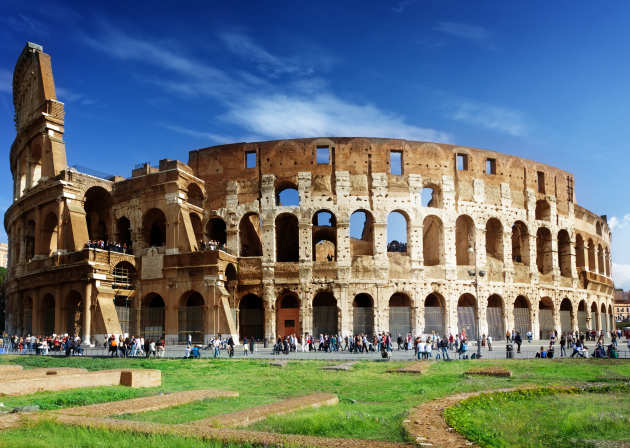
[197, 240, 227, 252]
[0, 333, 84, 356]
[85, 240, 132, 254]
[105, 334, 166, 358]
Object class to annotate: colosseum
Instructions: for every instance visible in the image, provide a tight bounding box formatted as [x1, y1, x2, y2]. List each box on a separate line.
[3, 42, 616, 346]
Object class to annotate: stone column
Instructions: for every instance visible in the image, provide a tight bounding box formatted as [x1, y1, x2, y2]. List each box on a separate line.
[83, 282, 92, 344]
[263, 284, 275, 342]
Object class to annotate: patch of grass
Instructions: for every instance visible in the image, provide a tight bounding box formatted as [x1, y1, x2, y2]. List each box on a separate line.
[444, 385, 630, 448]
[1, 356, 630, 446]
[0, 419, 262, 448]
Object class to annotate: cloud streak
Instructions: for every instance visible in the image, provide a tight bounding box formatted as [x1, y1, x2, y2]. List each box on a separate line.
[0, 69, 11, 94]
[434, 21, 490, 42]
[83, 24, 451, 144]
[609, 213, 630, 231]
[449, 99, 527, 136]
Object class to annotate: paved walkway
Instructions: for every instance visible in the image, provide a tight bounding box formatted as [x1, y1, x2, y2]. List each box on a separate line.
[3, 338, 628, 361]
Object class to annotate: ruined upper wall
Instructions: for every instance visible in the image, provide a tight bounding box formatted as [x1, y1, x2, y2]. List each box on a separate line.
[188, 137, 576, 211]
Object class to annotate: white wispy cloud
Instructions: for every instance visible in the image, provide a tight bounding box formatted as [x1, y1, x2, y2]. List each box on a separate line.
[434, 21, 490, 43]
[0, 69, 11, 93]
[162, 124, 234, 144]
[392, 0, 417, 13]
[449, 99, 527, 136]
[222, 94, 452, 142]
[218, 31, 310, 77]
[83, 24, 451, 144]
[613, 263, 630, 290]
[56, 86, 95, 105]
[609, 214, 630, 231]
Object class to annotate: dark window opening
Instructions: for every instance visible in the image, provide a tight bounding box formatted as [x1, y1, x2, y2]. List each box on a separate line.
[537, 171, 545, 193]
[284, 320, 295, 328]
[486, 158, 496, 175]
[456, 154, 468, 171]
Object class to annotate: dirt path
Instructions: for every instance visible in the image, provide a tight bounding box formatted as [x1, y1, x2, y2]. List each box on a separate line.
[55, 389, 239, 417]
[388, 361, 431, 374]
[196, 392, 338, 427]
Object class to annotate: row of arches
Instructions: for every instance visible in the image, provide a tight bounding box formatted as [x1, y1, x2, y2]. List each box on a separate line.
[18, 291, 84, 337]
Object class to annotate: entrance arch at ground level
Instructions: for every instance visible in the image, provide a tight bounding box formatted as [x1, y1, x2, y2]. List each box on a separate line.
[239, 294, 264, 341]
[424, 293, 445, 336]
[389, 293, 411, 338]
[312, 292, 337, 337]
[276, 293, 300, 339]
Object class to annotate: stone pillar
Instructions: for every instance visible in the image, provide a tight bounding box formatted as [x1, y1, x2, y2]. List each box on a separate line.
[263, 284, 275, 342]
[31, 289, 41, 336]
[338, 285, 350, 337]
[443, 220, 457, 280]
[83, 282, 92, 344]
[164, 286, 178, 346]
[336, 219, 351, 267]
[551, 229, 560, 280]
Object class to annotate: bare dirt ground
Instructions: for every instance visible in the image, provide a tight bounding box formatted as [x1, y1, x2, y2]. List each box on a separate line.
[388, 361, 430, 374]
[464, 367, 512, 377]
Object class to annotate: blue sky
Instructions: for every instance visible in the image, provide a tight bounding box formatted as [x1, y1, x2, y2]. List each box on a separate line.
[1, 1, 629, 288]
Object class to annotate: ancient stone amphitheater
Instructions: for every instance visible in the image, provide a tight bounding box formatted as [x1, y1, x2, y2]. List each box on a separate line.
[4, 42, 615, 346]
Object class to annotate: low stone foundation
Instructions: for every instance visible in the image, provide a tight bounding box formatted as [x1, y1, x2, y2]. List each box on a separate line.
[0, 369, 162, 396]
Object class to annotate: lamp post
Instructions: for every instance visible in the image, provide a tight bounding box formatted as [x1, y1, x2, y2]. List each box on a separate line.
[468, 241, 485, 359]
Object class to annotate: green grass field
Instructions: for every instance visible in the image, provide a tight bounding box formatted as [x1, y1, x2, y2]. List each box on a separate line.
[0, 356, 629, 447]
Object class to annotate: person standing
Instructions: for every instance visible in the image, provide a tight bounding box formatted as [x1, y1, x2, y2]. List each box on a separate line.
[487, 335, 493, 352]
[514, 331, 522, 354]
[560, 334, 567, 357]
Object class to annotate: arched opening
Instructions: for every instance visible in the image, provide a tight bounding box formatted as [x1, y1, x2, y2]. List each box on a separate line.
[352, 293, 374, 336]
[560, 298, 573, 334]
[485, 218, 503, 262]
[84, 187, 112, 241]
[312, 292, 337, 336]
[24, 220, 35, 261]
[225, 263, 237, 282]
[116, 217, 132, 251]
[276, 183, 300, 206]
[275, 213, 299, 262]
[511, 221, 529, 265]
[605, 247, 610, 277]
[143, 208, 167, 247]
[457, 294, 478, 340]
[513, 296, 531, 335]
[312, 210, 336, 261]
[591, 302, 599, 331]
[575, 234, 585, 270]
[389, 293, 411, 337]
[596, 221, 602, 236]
[239, 294, 264, 341]
[113, 261, 136, 289]
[536, 227, 553, 274]
[187, 183, 204, 208]
[190, 213, 203, 245]
[423, 215, 444, 266]
[41, 294, 55, 336]
[486, 294, 505, 339]
[41, 212, 58, 255]
[455, 215, 475, 265]
[179, 291, 205, 343]
[587, 239, 595, 271]
[141, 293, 165, 341]
[600, 303, 608, 334]
[240, 213, 262, 256]
[424, 293, 445, 335]
[539, 297, 555, 339]
[558, 230, 571, 277]
[387, 211, 408, 253]
[114, 295, 134, 336]
[577, 300, 587, 332]
[23, 297, 33, 336]
[535, 199, 550, 221]
[276, 293, 300, 339]
[64, 291, 82, 337]
[349, 210, 374, 256]
[597, 244, 604, 275]
[206, 217, 227, 246]
[421, 185, 441, 208]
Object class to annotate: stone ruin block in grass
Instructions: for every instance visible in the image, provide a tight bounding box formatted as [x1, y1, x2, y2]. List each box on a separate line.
[465, 366, 512, 377]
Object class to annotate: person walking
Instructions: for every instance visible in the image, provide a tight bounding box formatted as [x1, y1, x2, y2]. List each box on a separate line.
[487, 335, 493, 352]
[560, 334, 567, 357]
